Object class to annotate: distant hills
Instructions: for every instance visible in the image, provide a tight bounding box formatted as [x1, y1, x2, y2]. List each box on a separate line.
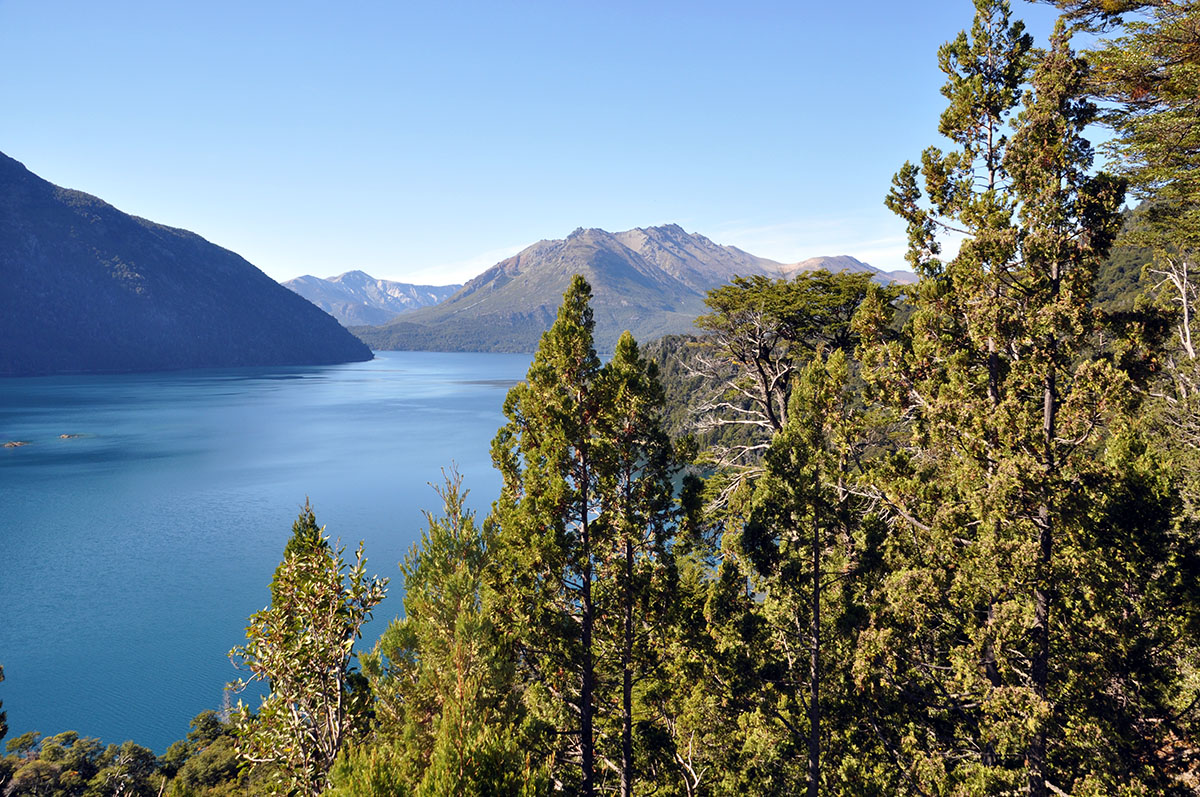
[352, 224, 913, 352]
[0, 152, 372, 376]
[782, 254, 917, 285]
[284, 271, 460, 326]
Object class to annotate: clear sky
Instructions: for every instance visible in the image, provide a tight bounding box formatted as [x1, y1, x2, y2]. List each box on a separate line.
[0, 0, 1067, 285]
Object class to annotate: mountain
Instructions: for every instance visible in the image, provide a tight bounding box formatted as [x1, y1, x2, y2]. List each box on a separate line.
[352, 224, 783, 353]
[352, 225, 915, 353]
[781, 255, 917, 285]
[283, 271, 460, 326]
[0, 152, 372, 376]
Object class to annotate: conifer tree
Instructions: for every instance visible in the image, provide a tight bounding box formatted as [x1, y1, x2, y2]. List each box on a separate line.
[594, 331, 679, 797]
[492, 280, 683, 795]
[334, 470, 551, 797]
[863, 5, 1197, 792]
[743, 348, 851, 797]
[490, 275, 607, 795]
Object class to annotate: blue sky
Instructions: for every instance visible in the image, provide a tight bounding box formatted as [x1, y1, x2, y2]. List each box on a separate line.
[0, 0, 1067, 284]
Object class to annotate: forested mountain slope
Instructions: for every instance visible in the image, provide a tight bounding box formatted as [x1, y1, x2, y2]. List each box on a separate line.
[0, 152, 371, 376]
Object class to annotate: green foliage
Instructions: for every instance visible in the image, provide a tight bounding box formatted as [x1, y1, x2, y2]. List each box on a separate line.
[489, 275, 608, 794]
[229, 505, 388, 797]
[7, 731, 40, 757]
[1079, 0, 1200, 243]
[491, 277, 686, 795]
[866, 4, 1197, 793]
[0, 715, 258, 797]
[592, 331, 680, 797]
[0, 730, 139, 797]
[161, 712, 260, 797]
[690, 270, 895, 469]
[88, 740, 159, 797]
[332, 469, 552, 796]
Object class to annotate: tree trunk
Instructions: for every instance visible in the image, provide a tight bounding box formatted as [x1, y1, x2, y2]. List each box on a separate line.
[581, 445, 595, 797]
[808, 469, 821, 797]
[621, 533, 634, 797]
[1028, 351, 1057, 797]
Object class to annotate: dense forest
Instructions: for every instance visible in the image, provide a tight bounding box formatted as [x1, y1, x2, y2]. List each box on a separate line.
[3, 0, 1200, 794]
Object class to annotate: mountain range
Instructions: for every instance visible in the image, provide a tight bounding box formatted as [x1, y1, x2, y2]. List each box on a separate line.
[782, 254, 916, 285]
[283, 271, 460, 326]
[352, 225, 913, 352]
[0, 152, 372, 376]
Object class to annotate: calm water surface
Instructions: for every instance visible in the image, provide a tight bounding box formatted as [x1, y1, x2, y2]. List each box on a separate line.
[0, 351, 531, 750]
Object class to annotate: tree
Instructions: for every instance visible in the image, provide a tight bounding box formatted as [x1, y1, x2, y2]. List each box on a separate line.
[490, 275, 607, 795]
[863, 5, 1197, 792]
[229, 505, 387, 797]
[89, 740, 159, 797]
[691, 271, 889, 472]
[334, 469, 551, 796]
[491, 277, 684, 795]
[1067, 0, 1200, 512]
[1069, 0, 1200, 227]
[161, 711, 251, 797]
[593, 331, 679, 797]
[740, 348, 864, 796]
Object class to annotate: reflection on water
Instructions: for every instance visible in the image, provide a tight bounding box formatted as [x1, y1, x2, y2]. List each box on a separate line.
[0, 351, 531, 750]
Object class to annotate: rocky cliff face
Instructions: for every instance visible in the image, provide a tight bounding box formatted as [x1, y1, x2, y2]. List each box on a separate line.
[0, 151, 372, 376]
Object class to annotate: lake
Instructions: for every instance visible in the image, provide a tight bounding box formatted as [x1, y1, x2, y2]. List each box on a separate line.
[0, 351, 532, 751]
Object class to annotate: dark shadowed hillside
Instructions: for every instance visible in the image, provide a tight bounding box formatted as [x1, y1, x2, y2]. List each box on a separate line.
[0, 152, 372, 376]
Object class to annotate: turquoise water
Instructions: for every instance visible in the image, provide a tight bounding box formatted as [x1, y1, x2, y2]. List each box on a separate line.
[0, 351, 531, 751]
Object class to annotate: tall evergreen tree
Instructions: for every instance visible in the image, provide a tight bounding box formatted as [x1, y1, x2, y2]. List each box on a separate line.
[593, 331, 679, 797]
[864, 6, 1197, 792]
[743, 348, 860, 796]
[492, 279, 684, 795]
[490, 275, 607, 795]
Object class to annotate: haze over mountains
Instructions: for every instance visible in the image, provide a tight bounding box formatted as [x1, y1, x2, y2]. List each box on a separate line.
[352, 224, 913, 352]
[284, 272, 460, 326]
[0, 152, 371, 376]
